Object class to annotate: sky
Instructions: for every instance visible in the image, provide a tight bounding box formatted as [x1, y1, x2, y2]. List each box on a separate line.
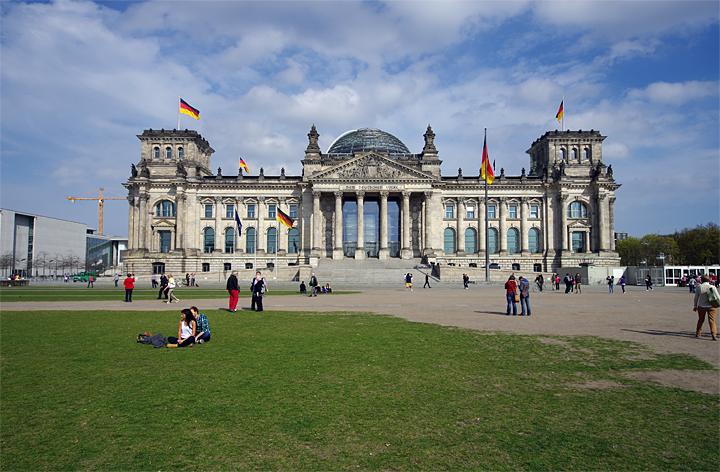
[1, 0, 718, 238]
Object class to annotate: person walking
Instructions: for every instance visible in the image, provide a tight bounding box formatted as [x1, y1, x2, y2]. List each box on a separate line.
[505, 275, 518, 316]
[123, 273, 135, 302]
[87, 274, 94, 288]
[534, 273, 544, 292]
[424, 272, 431, 288]
[575, 273, 582, 294]
[607, 275, 615, 293]
[620, 275, 626, 293]
[308, 273, 319, 297]
[518, 275, 531, 316]
[405, 272, 413, 291]
[693, 275, 718, 340]
[165, 275, 179, 303]
[463, 274, 469, 289]
[157, 273, 168, 300]
[250, 271, 268, 312]
[151, 273, 157, 288]
[113, 273, 119, 287]
[645, 274, 654, 291]
[227, 270, 240, 312]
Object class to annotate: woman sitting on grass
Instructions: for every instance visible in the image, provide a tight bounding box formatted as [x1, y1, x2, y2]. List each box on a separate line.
[167, 309, 196, 347]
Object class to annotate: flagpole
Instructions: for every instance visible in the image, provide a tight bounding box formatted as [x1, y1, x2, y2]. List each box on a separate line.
[483, 128, 489, 283]
[275, 218, 278, 282]
[562, 95, 565, 132]
[177, 96, 181, 130]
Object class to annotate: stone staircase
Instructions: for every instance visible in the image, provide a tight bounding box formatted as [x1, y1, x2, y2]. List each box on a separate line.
[312, 258, 441, 285]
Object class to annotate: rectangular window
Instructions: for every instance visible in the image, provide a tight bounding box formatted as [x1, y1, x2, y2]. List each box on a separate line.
[247, 204, 255, 219]
[466, 206, 475, 219]
[509, 205, 517, 218]
[268, 205, 276, 219]
[204, 204, 212, 218]
[202, 263, 210, 272]
[289, 205, 297, 219]
[530, 205, 539, 218]
[445, 205, 454, 219]
[488, 205, 496, 218]
[226, 204, 234, 219]
[159, 231, 171, 253]
[572, 232, 585, 253]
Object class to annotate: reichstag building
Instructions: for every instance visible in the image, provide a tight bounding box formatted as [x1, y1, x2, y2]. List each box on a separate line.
[123, 125, 620, 276]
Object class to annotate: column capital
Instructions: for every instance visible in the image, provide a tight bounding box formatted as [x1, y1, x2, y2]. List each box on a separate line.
[424, 190, 433, 198]
[176, 194, 186, 203]
[334, 190, 343, 198]
[380, 191, 389, 198]
[609, 197, 616, 205]
[598, 193, 607, 201]
[402, 190, 411, 199]
[258, 195, 266, 203]
[140, 194, 150, 203]
[356, 191, 365, 199]
[520, 196, 529, 203]
[457, 196, 465, 205]
[214, 196, 223, 203]
[127, 196, 135, 204]
[560, 193, 570, 203]
[312, 190, 322, 199]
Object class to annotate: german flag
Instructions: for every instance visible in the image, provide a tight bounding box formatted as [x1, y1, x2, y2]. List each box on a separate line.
[277, 208, 294, 229]
[239, 157, 249, 173]
[180, 98, 200, 120]
[480, 132, 494, 184]
[555, 99, 564, 123]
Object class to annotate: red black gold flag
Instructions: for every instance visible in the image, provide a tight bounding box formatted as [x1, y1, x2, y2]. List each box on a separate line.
[481, 132, 494, 184]
[277, 208, 294, 229]
[239, 157, 250, 173]
[556, 100, 564, 123]
[180, 98, 200, 120]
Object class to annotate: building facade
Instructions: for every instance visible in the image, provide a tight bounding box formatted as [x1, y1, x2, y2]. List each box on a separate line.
[122, 126, 620, 276]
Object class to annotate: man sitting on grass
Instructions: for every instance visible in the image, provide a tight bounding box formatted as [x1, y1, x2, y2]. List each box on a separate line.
[191, 306, 211, 344]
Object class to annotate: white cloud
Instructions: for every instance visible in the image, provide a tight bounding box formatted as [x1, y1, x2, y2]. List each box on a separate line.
[627, 80, 719, 105]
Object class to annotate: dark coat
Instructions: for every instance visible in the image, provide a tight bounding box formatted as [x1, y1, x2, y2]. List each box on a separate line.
[226, 274, 240, 291]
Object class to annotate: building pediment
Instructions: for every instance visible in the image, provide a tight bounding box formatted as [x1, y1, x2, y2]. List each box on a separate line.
[152, 218, 177, 228]
[310, 153, 433, 182]
[567, 219, 592, 229]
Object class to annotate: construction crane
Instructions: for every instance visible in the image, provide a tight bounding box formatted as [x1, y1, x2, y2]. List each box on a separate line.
[67, 188, 126, 235]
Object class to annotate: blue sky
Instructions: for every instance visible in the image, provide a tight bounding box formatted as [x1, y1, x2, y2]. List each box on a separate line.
[1, 0, 718, 238]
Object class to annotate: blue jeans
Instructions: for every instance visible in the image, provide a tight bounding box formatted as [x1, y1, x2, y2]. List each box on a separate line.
[506, 293, 517, 315]
[609, 284, 614, 293]
[196, 332, 211, 343]
[520, 295, 531, 316]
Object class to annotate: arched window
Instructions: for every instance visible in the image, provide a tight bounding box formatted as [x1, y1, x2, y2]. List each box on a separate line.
[507, 228, 519, 254]
[582, 148, 588, 160]
[464, 228, 476, 253]
[559, 149, 565, 160]
[288, 228, 300, 254]
[246, 228, 256, 254]
[488, 228, 498, 254]
[153, 147, 160, 159]
[267, 227, 277, 254]
[203, 228, 215, 253]
[225, 227, 235, 253]
[178, 147, 184, 159]
[165, 147, 172, 159]
[528, 228, 540, 254]
[156, 200, 176, 217]
[443, 228, 456, 254]
[571, 148, 577, 160]
[567, 201, 588, 218]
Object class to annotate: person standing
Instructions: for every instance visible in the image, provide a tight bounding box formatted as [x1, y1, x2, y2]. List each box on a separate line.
[190, 273, 195, 287]
[534, 273, 544, 292]
[185, 273, 190, 287]
[424, 272, 432, 289]
[87, 274, 94, 288]
[227, 270, 240, 312]
[555, 274, 560, 291]
[405, 272, 413, 291]
[114, 273, 119, 287]
[165, 275, 179, 303]
[564, 273, 572, 293]
[575, 273, 582, 294]
[505, 275, 518, 316]
[123, 273, 135, 302]
[151, 273, 157, 288]
[191, 306, 211, 343]
[518, 275, 531, 316]
[607, 275, 615, 293]
[645, 274, 654, 291]
[157, 273, 168, 300]
[463, 274, 469, 289]
[689, 276, 696, 293]
[693, 275, 718, 340]
[250, 271, 268, 312]
[308, 273, 319, 297]
[620, 275, 626, 293]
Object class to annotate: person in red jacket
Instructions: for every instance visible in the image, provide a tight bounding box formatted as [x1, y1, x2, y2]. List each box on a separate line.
[123, 274, 135, 302]
[505, 275, 518, 316]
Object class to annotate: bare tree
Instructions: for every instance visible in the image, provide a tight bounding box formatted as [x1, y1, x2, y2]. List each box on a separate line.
[35, 251, 50, 277]
[0, 252, 13, 278]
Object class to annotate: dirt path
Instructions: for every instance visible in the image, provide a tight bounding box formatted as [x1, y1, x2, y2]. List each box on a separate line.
[3, 284, 718, 394]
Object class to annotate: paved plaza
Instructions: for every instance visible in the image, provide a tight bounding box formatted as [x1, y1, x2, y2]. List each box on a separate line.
[3, 283, 718, 393]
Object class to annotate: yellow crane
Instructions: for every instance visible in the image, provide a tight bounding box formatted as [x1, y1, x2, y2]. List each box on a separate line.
[67, 188, 126, 235]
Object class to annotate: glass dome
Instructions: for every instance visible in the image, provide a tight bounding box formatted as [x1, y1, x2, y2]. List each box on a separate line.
[327, 128, 410, 155]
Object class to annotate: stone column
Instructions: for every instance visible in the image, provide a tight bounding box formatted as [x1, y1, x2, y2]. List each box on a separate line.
[175, 193, 185, 251]
[138, 194, 149, 252]
[598, 194, 608, 252]
[423, 191, 434, 255]
[214, 197, 223, 252]
[300, 187, 311, 257]
[379, 191, 389, 260]
[127, 196, 136, 250]
[355, 191, 365, 259]
[560, 194, 569, 253]
[456, 198, 465, 256]
[520, 197, 529, 255]
[401, 191, 412, 259]
[609, 197, 616, 251]
[478, 198, 486, 256]
[498, 197, 507, 256]
[311, 191, 321, 255]
[333, 191, 344, 259]
[585, 229, 592, 254]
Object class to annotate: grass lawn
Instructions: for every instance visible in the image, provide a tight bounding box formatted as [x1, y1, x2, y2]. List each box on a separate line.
[0, 286, 355, 302]
[1, 309, 718, 471]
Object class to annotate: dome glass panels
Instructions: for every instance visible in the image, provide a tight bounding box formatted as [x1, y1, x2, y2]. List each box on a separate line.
[327, 128, 410, 155]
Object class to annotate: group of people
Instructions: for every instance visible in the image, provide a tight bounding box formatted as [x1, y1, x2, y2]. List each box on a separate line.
[299, 279, 331, 294]
[559, 273, 583, 294]
[154, 273, 180, 303]
[226, 270, 268, 312]
[504, 275, 531, 316]
[166, 306, 211, 348]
